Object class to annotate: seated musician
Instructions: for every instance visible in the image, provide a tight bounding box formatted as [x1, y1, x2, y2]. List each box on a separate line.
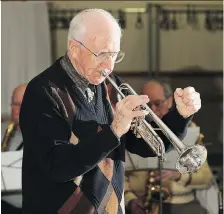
[1, 84, 27, 214]
[124, 79, 214, 214]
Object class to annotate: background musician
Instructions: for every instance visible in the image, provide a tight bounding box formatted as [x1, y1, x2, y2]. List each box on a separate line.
[124, 79, 214, 214]
[1, 84, 27, 214]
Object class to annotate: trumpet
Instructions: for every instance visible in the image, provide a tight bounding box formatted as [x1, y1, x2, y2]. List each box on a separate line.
[1, 122, 16, 152]
[102, 70, 207, 173]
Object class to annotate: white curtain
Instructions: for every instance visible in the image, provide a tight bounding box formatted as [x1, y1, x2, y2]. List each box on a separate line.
[1, 1, 52, 116]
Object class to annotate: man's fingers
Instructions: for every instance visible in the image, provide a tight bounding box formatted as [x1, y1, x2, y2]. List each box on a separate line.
[183, 86, 195, 94]
[182, 92, 200, 104]
[175, 88, 184, 96]
[174, 93, 185, 106]
[123, 95, 149, 110]
[131, 110, 149, 118]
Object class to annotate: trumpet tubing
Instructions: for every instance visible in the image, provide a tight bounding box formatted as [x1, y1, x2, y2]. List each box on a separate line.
[102, 70, 207, 173]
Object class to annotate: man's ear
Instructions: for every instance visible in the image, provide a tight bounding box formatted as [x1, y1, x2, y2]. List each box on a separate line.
[68, 40, 79, 58]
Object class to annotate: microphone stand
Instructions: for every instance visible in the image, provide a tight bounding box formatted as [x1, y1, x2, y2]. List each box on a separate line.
[218, 188, 223, 214]
[158, 157, 163, 214]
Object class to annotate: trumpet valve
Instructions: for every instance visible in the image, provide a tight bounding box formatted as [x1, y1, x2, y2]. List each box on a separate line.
[131, 119, 142, 138]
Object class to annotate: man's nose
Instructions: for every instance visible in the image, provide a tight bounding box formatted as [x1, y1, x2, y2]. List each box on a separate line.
[101, 57, 114, 71]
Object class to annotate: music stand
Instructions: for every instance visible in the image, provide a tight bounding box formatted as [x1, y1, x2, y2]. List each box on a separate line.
[1, 150, 23, 195]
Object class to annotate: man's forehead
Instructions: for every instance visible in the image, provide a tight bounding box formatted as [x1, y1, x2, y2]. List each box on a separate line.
[92, 35, 119, 41]
[145, 82, 163, 91]
[12, 94, 23, 101]
[12, 89, 26, 99]
[90, 36, 120, 50]
[144, 83, 165, 97]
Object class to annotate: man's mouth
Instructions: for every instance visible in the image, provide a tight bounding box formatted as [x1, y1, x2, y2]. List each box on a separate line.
[100, 69, 111, 77]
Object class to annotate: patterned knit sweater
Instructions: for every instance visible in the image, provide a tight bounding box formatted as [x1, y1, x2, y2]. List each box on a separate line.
[20, 57, 191, 214]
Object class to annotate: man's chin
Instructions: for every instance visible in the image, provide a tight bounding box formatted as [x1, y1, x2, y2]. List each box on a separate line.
[90, 77, 105, 85]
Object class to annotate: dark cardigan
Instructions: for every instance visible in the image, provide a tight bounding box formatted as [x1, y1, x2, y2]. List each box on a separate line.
[19, 57, 191, 214]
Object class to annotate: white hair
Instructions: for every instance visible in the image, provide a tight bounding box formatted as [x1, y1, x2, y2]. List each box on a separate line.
[67, 8, 122, 49]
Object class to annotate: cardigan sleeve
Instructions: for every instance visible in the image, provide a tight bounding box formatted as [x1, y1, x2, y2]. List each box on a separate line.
[125, 107, 193, 157]
[20, 83, 121, 183]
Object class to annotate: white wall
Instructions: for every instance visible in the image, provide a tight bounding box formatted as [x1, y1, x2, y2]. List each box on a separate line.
[50, 1, 223, 72]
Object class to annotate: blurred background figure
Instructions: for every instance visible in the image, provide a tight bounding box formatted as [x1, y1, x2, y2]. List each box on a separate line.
[1, 84, 27, 214]
[2, 84, 27, 151]
[124, 79, 217, 214]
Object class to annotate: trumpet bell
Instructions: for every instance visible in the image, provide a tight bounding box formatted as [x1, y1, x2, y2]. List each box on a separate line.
[176, 144, 207, 173]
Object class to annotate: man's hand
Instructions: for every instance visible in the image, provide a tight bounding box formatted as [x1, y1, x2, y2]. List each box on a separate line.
[129, 198, 146, 214]
[174, 87, 201, 118]
[111, 95, 149, 137]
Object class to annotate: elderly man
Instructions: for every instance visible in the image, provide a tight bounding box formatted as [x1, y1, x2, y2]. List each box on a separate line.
[125, 79, 213, 214]
[20, 9, 202, 214]
[1, 84, 27, 214]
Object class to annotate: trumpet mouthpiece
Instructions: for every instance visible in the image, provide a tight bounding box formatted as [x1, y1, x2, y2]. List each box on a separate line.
[101, 69, 110, 77]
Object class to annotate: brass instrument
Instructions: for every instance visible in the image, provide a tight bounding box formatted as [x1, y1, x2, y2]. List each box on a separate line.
[1, 122, 16, 152]
[102, 70, 207, 174]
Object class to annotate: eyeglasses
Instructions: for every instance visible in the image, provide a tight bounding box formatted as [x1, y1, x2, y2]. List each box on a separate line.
[74, 39, 125, 64]
[148, 99, 167, 108]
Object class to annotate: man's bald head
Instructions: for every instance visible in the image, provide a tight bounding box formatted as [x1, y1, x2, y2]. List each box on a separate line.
[142, 79, 173, 118]
[67, 8, 122, 85]
[11, 84, 27, 124]
[142, 79, 173, 99]
[67, 9, 122, 48]
[12, 84, 27, 99]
